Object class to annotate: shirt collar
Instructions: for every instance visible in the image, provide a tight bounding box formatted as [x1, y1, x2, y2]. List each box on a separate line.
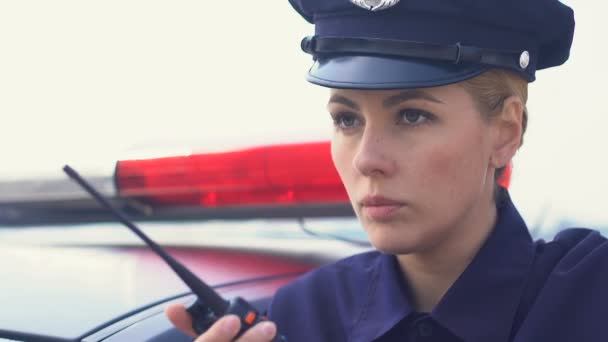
[349, 249, 414, 341]
[432, 193, 535, 342]
[350, 194, 535, 342]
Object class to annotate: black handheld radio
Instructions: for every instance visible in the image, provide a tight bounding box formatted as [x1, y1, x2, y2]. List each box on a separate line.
[63, 165, 287, 341]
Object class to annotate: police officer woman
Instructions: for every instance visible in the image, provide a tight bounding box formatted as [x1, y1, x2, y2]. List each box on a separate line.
[167, 0, 608, 341]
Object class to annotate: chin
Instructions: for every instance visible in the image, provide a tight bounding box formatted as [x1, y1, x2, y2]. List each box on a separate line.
[367, 228, 425, 255]
[372, 242, 420, 255]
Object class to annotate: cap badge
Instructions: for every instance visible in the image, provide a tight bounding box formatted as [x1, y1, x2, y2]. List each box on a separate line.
[519, 51, 530, 69]
[350, 0, 400, 11]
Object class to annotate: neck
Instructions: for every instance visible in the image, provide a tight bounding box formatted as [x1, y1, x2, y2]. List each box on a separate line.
[396, 194, 497, 312]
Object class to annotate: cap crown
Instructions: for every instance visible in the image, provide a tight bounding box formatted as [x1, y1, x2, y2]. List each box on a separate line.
[290, 0, 575, 72]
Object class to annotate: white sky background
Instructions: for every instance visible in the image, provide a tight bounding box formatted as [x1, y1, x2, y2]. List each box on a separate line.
[0, 1, 606, 232]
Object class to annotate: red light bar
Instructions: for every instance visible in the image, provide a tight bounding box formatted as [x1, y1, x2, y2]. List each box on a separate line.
[115, 142, 349, 207]
[497, 162, 512, 189]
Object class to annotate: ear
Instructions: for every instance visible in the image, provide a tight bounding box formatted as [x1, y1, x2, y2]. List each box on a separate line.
[490, 96, 524, 169]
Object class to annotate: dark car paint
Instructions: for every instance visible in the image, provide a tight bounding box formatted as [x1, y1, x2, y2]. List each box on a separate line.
[83, 295, 273, 342]
[0, 244, 327, 341]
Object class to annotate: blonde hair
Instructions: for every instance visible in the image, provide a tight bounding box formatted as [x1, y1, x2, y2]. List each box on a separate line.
[460, 69, 529, 179]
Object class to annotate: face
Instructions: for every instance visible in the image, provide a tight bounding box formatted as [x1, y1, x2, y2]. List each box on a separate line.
[328, 84, 499, 255]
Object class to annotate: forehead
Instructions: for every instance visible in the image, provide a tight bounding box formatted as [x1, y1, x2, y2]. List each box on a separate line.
[327, 83, 468, 103]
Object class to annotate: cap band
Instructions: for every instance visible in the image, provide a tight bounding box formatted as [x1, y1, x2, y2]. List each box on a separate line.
[302, 36, 532, 79]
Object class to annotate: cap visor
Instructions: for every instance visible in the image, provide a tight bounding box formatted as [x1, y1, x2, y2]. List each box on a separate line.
[307, 55, 487, 89]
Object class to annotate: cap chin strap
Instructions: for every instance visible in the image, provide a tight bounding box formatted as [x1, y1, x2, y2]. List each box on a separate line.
[301, 35, 530, 72]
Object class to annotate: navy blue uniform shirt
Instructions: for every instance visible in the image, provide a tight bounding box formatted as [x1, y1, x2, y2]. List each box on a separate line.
[268, 194, 608, 341]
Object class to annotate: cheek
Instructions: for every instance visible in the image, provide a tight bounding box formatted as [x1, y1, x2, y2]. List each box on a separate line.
[330, 136, 355, 189]
[331, 137, 361, 216]
[415, 130, 488, 196]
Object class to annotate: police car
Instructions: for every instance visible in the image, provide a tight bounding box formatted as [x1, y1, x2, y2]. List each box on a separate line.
[0, 141, 371, 341]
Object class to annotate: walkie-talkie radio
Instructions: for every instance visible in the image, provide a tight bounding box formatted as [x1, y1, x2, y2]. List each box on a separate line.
[63, 165, 287, 342]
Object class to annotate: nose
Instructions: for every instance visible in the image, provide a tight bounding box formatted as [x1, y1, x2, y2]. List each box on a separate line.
[353, 130, 397, 178]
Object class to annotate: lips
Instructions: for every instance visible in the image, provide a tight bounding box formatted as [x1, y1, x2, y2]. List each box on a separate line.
[360, 195, 405, 206]
[360, 195, 406, 220]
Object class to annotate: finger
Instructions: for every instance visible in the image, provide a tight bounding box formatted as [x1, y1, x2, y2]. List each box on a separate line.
[194, 315, 241, 342]
[236, 321, 277, 342]
[165, 304, 197, 337]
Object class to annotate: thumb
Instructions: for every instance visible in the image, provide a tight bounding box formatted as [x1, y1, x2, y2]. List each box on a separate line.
[165, 303, 197, 337]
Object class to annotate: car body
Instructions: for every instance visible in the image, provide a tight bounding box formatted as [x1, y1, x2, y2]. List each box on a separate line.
[0, 142, 370, 342]
[0, 222, 368, 341]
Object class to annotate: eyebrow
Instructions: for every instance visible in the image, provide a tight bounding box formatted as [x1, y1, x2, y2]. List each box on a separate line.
[327, 90, 444, 110]
[382, 90, 444, 107]
[327, 94, 360, 110]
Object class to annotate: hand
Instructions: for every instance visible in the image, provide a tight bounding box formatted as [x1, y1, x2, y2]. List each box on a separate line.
[165, 303, 278, 342]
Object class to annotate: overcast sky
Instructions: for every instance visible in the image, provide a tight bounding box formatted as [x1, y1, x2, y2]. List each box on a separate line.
[1, 1, 606, 232]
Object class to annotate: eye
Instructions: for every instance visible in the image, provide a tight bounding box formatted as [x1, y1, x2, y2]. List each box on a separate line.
[331, 112, 361, 130]
[399, 109, 433, 126]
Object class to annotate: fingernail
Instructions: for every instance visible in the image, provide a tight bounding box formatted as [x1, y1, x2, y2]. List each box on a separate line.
[259, 322, 276, 338]
[222, 315, 240, 334]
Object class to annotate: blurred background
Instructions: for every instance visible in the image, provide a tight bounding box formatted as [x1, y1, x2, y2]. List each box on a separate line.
[0, 1, 605, 236]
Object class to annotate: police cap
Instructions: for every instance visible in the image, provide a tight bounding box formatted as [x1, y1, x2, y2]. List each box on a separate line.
[290, 0, 575, 89]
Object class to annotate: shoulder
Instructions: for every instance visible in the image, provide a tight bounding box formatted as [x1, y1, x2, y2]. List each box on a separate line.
[267, 251, 382, 340]
[270, 250, 381, 309]
[539, 227, 607, 295]
[533, 227, 608, 282]
[548, 227, 608, 271]
[291, 249, 383, 287]
[517, 228, 608, 339]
